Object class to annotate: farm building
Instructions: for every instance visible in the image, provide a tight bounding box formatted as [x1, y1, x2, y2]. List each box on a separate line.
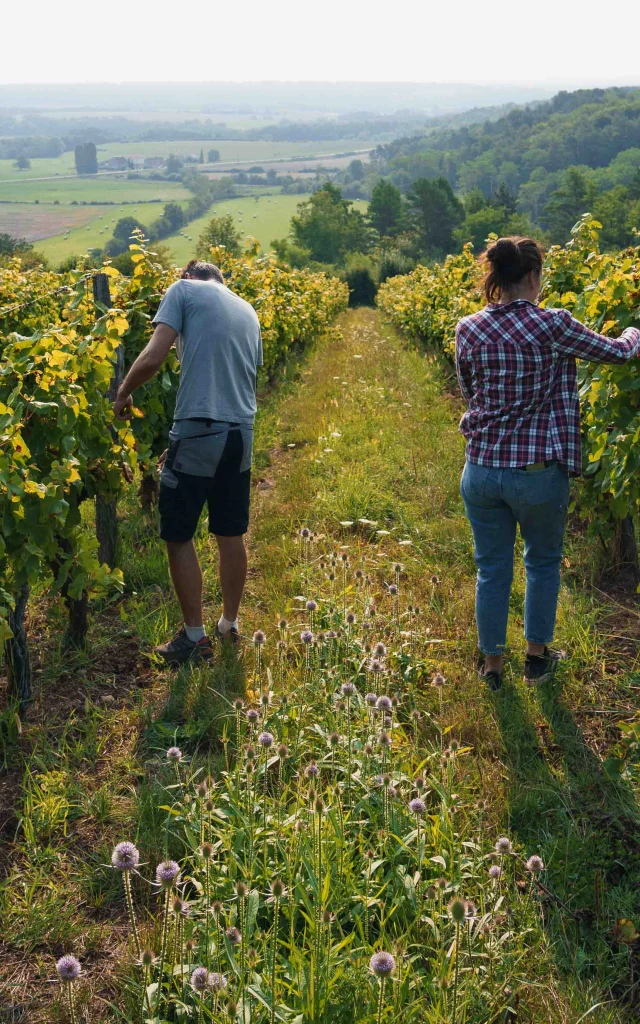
[143, 156, 165, 169]
[100, 156, 128, 171]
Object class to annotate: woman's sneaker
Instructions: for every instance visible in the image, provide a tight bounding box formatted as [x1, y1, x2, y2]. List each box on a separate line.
[477, 658, 503, 691]
[154, 627, 214, 666]
[524, 647, 563, 684]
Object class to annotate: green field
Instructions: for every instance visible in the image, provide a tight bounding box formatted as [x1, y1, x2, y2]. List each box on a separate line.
[35, 201, 187, 263]
[161, 194, 369, 262]
[0, 175, 190, 203]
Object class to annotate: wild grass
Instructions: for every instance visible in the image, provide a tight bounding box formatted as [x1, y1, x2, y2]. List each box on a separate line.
[0, 309, 638, 1022]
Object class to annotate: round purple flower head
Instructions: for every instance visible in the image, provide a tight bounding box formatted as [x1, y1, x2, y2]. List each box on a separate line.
[526, 855, 545, 874]
[409, 798, 426, 816]
[369, 657, 383, 674]
[300, 630, 314, 645]
[167, 746, 182, 763]
[306, 599, 318, 612]
[111, 841, 140, 871]
[495, 836, 512, 855]
[190, 966, 209, 992]
[258, 731, 274, 748]
[376, 695, 392, 713]
[56, 955, 81, 982]
[489, 864, 501, 880]
[209, 971, 227, 991]
[373, 642, 387, 658]
[226, 926, 242, 946]
[305, 760, 320, 779]
[155, 860, 181, 888]
[246, 708, 260, 724]
[369, 951, 395, 978]
[388, 583, 398, 596]
[341, 682, 355, 697]
[365, 692, 377, 707]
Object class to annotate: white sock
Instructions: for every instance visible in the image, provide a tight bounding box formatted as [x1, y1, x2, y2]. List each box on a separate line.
[184, 623, 206, 643]
[218, 615, 238, 635]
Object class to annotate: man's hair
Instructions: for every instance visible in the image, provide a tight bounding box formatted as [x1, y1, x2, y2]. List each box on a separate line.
[181, 259, 224, 283]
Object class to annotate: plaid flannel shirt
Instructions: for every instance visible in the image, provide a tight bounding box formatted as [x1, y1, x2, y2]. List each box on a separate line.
[455, 299, 640, 475]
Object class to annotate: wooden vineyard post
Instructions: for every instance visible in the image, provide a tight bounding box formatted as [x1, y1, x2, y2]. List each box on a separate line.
[93, 272, 124, 569]
[4, 582, 31, 708]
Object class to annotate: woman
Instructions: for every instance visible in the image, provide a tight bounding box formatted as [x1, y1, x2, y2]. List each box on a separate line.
[456, 236, 640, 688]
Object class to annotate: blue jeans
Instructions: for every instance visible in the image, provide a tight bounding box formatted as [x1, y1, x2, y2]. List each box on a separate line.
[460, 461, 570, 656]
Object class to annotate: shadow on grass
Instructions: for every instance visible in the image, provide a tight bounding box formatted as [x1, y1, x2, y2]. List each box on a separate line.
[490, 673, 640, 1017]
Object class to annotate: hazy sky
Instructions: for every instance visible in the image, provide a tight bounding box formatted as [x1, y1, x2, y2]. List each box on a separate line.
[4, 0, 640, 85]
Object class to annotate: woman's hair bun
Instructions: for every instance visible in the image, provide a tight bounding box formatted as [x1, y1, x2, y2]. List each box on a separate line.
[486, 237, 520, 267]
[482, 236, 544, 302]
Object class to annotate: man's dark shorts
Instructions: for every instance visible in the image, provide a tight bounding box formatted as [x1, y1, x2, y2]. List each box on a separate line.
[159, 426, 251, 541]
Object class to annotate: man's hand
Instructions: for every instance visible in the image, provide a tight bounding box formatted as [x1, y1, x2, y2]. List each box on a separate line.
[157, 449, 169, 474]
[113, 390, 134, 419]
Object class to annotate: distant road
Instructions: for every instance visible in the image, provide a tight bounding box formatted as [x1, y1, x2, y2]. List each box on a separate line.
[0, 148, 374, 187]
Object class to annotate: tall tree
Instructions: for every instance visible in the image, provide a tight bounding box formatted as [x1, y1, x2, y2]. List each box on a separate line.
[74, 142, 98, 175]
[368, 180, 404, 237]
[290, 183, 372, 263]
[196, 214, 242, 257]
[406, 177, 464, 256]
[544, 167, 595, 242]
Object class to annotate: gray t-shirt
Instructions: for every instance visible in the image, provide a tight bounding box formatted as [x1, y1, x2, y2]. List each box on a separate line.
[152, 278, 263, 423]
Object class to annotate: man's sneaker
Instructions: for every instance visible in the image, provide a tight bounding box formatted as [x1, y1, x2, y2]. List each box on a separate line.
[154, 627, 214, 666]
[216, 625, 241, 646]
[477, 658, 503, 691]
[524, 647, 564, 685]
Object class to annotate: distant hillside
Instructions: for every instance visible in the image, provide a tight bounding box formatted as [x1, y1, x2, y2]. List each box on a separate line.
[372, 87, 640, 245]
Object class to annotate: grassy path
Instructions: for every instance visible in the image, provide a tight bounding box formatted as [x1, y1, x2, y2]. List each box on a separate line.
[1, 308, 639, 1022]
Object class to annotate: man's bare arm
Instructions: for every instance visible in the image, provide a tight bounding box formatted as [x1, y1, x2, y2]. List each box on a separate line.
[113, 322, 178, 418]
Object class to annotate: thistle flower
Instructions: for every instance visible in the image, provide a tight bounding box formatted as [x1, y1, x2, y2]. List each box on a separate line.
[430, 575, 441, 586]
[56, 955, 81, 982]
[410, 709, 420, 722]
[364, 742, 374, 755]
[369, 657, 384, 674]
[393, 563, 402, 574]
[495, 836, 512, 855]
[373, 642, 387, 658]
[244, 744, 256, 762]
[305, 761, 320, 778]
[226, 926, 241, 946]
[167, 746, 183, 763]
[306, 599, 318, 612]
[431, 673, 445, 688]
[447, 895, 467, 924]
[270, 878, 287, 900]
[200, 842, 214, 860]
[246, 708, 260, 725]
[381, 773, 392, 788]
[190, 966, 209, 992]
[233, 697, 244, 711]
[205, 797, 215, 813]
[212, 900, 223, 917]
[436, 877, 448, 891]
[314, 796, 325, 814]
[301, 630, 314, 644]
[387, 785, 398, 799]
[375, 695, 392, 713]
[346, 611, 356, 625]
[300, 528, 311, 539]
[196, 782, 209, 799]
[258, 731, 274, 748]
[111, 841, 140, 871]
[409, 797, 426, 816]
[526, 855, 545, 874]
[377, 730, 391, 749]
[277, 743, 289, 759]
[448, 738, 460, 753]
[278, 618, 288, 631]
[209, 972, 227, 991]
[414, 776, 425, 791]
[235, 880, 249, 898]
[465, 900, 478, 920]
[365, 692, 377, 707]
[388, 584, 398, 596]
[369, 951, 396, 978]
[341, 681, 355, 696]
[253, 630, 266, 646]
[489, 864, 501, 880]
[141, 949, 156, 967]
[277, 638, 287, 652]
[172, 897, 190, 917]
[329, 732, 340, 748]
[355, 569, 364, 580]
[155, 860, 181, 888]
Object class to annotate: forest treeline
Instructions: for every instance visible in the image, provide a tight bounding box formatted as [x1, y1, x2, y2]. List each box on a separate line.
[372, 87, 640, 249]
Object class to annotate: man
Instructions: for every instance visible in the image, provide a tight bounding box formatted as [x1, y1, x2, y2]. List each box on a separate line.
[113, 259, 262, 664]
